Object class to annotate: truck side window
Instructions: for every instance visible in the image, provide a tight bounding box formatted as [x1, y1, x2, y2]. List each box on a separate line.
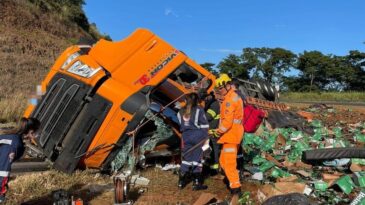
[168, 63, 211, 89]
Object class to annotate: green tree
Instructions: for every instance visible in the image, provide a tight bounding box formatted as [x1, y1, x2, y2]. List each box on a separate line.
[282, 76, 307, 91]
[346, 50, 365, 91]
[200, 62, 218, 76]
[241, 47, 296, 84]
[217, 54, 250, 79]
[324, 55, 356, 91]
[297, 51, 332, 92]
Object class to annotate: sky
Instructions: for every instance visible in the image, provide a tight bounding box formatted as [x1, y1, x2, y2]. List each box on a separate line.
[84, 0, 365, 67]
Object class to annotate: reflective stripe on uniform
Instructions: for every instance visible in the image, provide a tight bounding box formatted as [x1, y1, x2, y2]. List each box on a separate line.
[210, 163, 219, 169]
[194, 109, 200, 127]
[232, 96, 240, 102]
[233, 119, 242, 124]
[214, 114, 220, 120]
[0, 171, 9, 177]
[218, 126, 228, 133]
[0, 139, 12, 145]
[230, 181, 241, 188]
[177, 112, 181, 124]
[207, 109, 217, 118]
[194, 109, 209, 129]
[182, 161, 203, 167]
[223, 147, 236, 153]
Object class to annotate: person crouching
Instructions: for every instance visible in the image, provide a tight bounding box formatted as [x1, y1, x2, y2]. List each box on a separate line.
[0, 117, 40, 203]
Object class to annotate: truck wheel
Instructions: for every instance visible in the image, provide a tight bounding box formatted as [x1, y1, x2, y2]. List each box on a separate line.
[273, 86, 279, 102]
[115, 178, 128, 203]
[265, 82, 277, 101]
[267, 83, 275, 98]
[252, 80, 266, 100]
[257, 81, 273, 101]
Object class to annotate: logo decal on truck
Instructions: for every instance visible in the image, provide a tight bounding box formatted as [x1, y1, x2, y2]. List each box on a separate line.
[135, 50, 180, 85]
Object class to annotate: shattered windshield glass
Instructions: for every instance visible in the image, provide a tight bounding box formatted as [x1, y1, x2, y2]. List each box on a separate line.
[168, 63, 212, 90]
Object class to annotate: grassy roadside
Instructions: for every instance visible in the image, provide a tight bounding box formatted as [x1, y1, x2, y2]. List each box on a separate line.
[6, 169, 112, 205]
[0, 93, 28, 123]
[280, 92, 365, 102]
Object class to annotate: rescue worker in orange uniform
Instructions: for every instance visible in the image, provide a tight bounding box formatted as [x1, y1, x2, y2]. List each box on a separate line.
[214, 74, 244, 197]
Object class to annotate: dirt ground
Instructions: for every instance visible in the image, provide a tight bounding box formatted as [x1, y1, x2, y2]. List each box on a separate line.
[3, 103, 365, 204]
[89, 103, 365, 204]
[80, 168, 260, 205]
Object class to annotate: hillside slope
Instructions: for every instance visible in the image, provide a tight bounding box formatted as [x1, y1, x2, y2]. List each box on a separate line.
[0, 0, 107, 122]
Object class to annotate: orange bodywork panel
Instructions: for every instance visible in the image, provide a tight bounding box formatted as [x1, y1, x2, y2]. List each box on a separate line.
[24, 28, 215, 172]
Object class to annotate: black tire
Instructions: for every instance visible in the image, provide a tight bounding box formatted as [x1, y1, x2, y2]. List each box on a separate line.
[273, 86, 279, 102]
[302, 148, 365, 163]
[254, 80, 267, 100]
[264, 82, 276, 101]
[247, 79, 269, 100]
[263, 193, 312, 205]
[256, 81, 276, 101]
[259, 81, 269, 99]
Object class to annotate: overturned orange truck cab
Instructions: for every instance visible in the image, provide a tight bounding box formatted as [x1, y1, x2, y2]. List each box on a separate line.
[24, 29, 215, 173]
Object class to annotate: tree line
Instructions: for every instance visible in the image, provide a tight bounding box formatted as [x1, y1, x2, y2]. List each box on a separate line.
[201, 48, 365, 92]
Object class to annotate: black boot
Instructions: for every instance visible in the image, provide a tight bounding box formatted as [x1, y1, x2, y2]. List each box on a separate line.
[230, 187, 242, 196]
[230, 187, 242, 205]
[192, 173, 208, 191]
[178, 172, 187, 189]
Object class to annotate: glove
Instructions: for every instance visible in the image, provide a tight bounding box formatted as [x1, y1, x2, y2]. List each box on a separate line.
[208, 129, 220, 138]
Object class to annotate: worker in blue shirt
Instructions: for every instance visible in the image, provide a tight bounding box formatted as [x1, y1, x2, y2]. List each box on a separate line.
[177, 93, 209, 191]
[0, 117, 40, 203]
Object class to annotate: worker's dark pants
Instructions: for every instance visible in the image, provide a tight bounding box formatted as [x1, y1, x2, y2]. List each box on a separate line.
[210, 137, 221, 165]
[181, 130, 206, 174]
[237, 143, 244, 171]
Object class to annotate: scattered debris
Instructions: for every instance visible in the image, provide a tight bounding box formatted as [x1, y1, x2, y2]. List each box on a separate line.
[238, 191, 254, 205]
[240, 104, 365, 204]
[350, 190, 365, 205]
[193, 193, 218, 205]
[297, 111, 314, 122]
[130, 175, 150, 186]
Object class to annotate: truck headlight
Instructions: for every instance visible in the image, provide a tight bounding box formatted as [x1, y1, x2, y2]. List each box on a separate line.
[61, 52, 80, 69]
[67, 60, 101, 78]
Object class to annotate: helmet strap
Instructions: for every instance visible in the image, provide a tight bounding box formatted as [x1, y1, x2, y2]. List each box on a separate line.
[224, 84, 231, 94]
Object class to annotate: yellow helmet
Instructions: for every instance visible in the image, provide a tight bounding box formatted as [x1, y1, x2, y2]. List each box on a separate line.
[215, 73, 232, 88]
